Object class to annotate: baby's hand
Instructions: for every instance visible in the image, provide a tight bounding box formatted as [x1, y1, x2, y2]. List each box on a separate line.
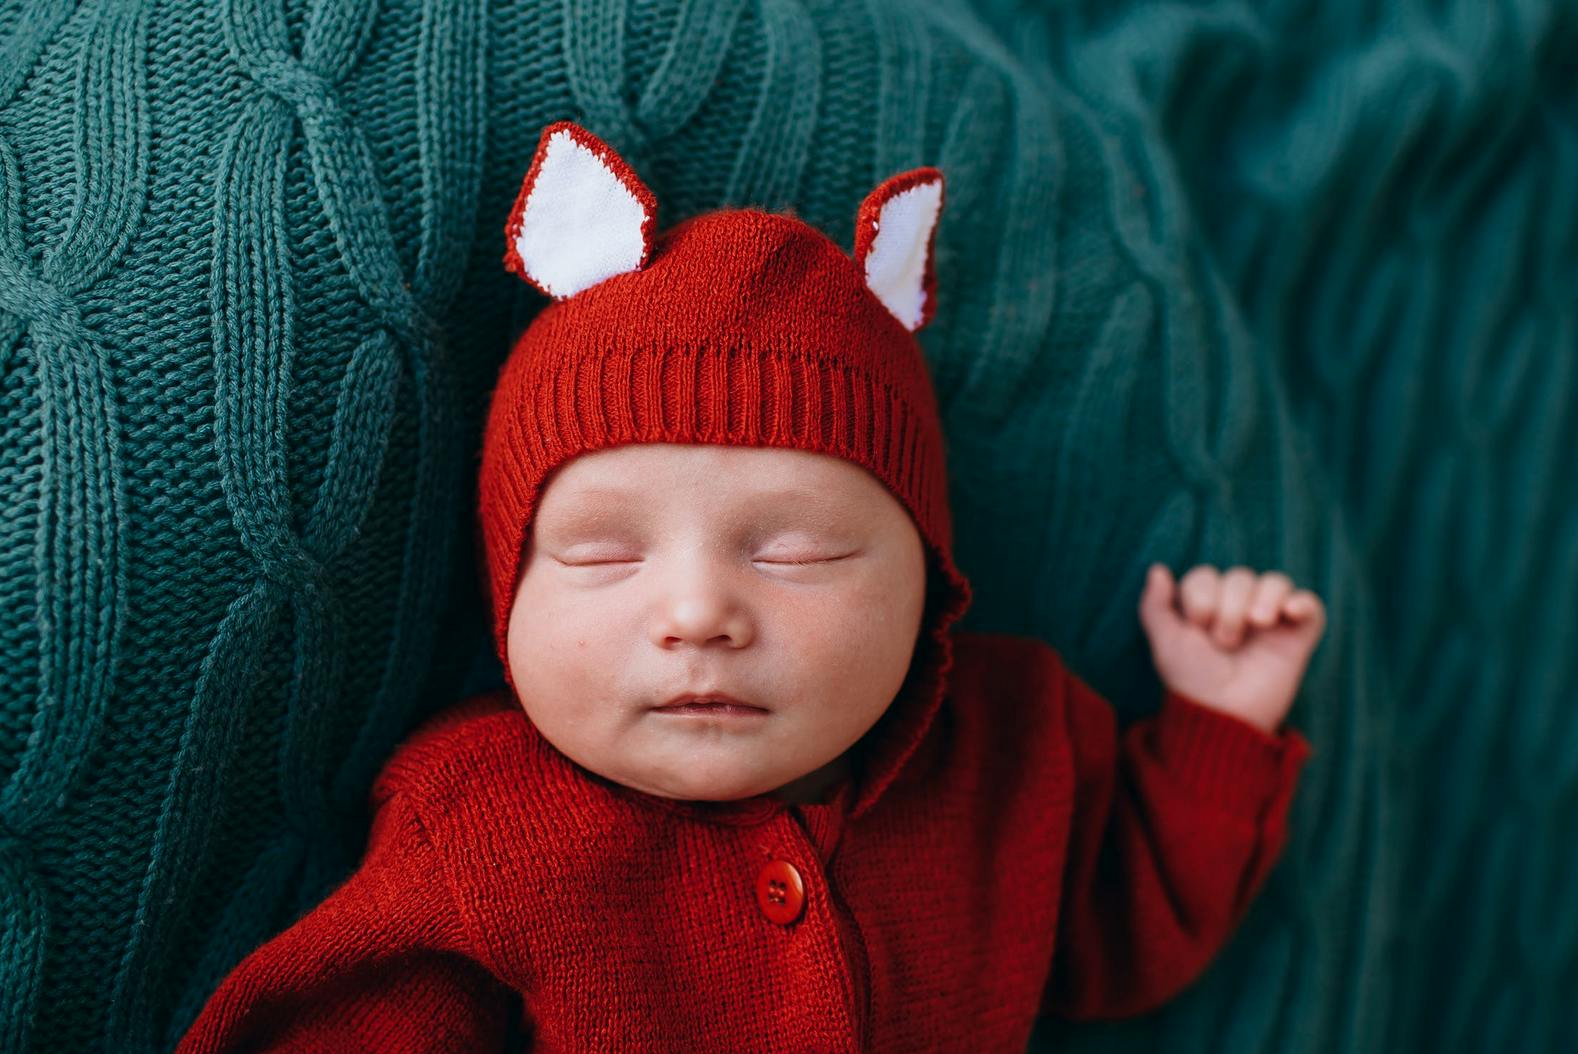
[1137, 564, 1326, 734]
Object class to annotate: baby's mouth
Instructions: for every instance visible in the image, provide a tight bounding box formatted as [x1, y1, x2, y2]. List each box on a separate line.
[653, 693, 769, 717]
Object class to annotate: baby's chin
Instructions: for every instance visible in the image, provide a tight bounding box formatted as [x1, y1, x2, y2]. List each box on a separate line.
[609, 753, 801, 803]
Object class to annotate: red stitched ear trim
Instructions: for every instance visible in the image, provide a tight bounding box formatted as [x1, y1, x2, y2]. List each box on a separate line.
[854, 166, 944, 332]
[502, 120, 659, 299]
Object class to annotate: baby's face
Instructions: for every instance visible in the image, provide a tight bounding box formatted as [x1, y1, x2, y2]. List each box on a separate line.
[506, 443, 928, 803]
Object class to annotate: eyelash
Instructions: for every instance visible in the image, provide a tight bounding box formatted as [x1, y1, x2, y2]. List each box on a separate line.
[758, 554, 849, 566]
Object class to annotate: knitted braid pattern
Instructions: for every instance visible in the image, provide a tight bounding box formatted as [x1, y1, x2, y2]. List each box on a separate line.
[3, 0, 475, 1049]
[0, 4, 143, 1051]
[103, 1, 476, 1050]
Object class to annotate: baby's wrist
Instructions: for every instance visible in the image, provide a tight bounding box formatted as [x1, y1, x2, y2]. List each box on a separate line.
[1160, 683, 1290, 735]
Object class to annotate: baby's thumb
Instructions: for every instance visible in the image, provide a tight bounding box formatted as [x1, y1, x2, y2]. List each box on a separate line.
[1137, 563, 1179, 642]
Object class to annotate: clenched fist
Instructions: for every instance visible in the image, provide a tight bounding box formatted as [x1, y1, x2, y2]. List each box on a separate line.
[1138, 564, 1326, 734]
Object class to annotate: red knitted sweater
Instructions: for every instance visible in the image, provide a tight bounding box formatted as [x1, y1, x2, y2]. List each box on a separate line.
[176, 629, 1311, 1053]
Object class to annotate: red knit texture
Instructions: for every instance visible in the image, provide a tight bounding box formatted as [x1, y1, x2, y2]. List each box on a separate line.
[174, 632, 1313, 1052]
[477, 206, 971, 677]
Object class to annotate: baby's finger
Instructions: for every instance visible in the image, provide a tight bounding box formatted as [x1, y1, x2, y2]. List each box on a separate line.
[1138, 564, 1179, 635]
[1247, 572, 1294, 627]
[1177, 565, 1221, 627]
[1214, 566, 1257, 646]
[1283, 589, 1326, 627]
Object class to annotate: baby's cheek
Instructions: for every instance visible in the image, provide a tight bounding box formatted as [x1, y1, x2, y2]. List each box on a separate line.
[515, 578, 626, 649]
[796, 577, 918, 673]
[509, 596, 623, 705]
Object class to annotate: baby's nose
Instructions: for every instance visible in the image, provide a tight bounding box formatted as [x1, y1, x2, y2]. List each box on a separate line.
[651, 592, 753, 650]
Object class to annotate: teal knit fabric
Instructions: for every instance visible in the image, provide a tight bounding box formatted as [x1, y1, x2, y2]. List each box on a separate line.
[0, 0, 1572, 1051]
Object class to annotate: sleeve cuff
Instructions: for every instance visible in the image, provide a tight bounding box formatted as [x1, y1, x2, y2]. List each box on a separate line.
[1151, 689, 1313, 818]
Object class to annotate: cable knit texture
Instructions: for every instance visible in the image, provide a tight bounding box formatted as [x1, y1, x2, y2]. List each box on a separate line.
[0, 0, 1573, 1052]
[175, 632, 1312, 1051]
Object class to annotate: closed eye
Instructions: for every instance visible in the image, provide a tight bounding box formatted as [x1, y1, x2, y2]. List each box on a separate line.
[755, 553, 856, 566]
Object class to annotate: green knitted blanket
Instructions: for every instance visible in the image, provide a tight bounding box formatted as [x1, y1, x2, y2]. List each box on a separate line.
[0, 0, 1571, 1050]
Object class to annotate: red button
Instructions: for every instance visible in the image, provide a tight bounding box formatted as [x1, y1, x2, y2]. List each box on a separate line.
[756, 860, 805, 925]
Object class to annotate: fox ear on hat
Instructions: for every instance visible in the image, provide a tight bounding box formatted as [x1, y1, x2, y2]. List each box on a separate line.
[854, 167, 945, 333]
[503, 120, 659, 300]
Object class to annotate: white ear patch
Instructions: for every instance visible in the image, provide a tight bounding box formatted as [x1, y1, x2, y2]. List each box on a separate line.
[854, 168, 945, 332]
[504, 121, 658, 300]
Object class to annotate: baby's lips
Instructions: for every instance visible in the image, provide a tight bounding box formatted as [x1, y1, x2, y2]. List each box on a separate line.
[653, 691, 767, 712]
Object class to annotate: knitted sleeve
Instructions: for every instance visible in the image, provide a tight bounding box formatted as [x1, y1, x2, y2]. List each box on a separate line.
[1039, 667, 1313, 1021]
[172, 780, 516, 1053]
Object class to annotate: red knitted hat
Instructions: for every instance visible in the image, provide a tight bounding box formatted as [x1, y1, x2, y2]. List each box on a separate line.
[479, 121, 973, 700]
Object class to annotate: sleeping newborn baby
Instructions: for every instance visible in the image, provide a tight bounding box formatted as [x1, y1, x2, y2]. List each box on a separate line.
[178, 120, 1324, 1053]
